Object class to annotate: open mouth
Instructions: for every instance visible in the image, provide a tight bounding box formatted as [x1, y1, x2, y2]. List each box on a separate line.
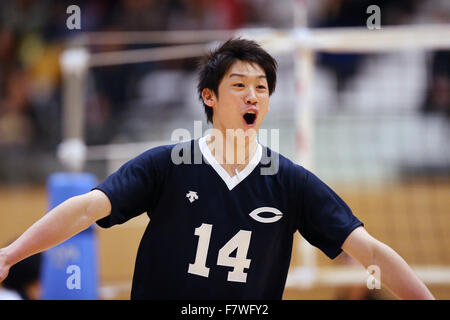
[243, 111, 257, 126]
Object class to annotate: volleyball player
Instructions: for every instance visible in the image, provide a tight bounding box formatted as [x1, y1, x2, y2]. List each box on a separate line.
[0, 39, 434, 299]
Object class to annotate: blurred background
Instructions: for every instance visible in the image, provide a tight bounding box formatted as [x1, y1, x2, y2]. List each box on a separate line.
[0, 0, 449, 300]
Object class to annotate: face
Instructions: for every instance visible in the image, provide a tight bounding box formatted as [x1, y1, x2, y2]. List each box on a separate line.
[202, 60, 270, 135]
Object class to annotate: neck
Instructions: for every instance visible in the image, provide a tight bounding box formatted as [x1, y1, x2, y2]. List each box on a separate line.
[206, 127, 258, 174]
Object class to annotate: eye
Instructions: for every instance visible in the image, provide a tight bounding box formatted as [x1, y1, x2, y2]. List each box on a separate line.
[257, 85, 267, 90]
[233, 83, 245, 88]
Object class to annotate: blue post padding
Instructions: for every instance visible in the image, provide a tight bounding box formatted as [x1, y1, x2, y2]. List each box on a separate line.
[41, 172, 99, 300]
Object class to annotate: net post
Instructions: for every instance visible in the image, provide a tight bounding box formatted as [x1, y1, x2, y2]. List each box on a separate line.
[294, 25, 318, 287]
[58, 47, 90, 173]
[40, 48, 99, 299]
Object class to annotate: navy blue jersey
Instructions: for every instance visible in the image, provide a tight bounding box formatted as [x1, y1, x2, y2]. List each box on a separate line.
[95, 136, 363, 299]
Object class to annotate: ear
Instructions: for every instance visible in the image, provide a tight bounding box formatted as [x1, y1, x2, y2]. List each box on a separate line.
[201, 88, 216, 108]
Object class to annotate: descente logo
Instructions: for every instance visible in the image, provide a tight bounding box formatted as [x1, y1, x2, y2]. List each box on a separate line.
[249, 207, 283, 223]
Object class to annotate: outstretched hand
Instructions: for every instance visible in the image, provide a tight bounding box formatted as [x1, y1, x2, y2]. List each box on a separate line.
[0, 248, 11, 283]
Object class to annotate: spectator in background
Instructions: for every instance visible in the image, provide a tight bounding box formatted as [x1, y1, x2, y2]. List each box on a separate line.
[314, 0, 370, 93]
[315, 0, 422, 93]
[167, 0, 248, 31]
[0, 0, 51, 35]
[0, 251, 42, 300]
[0, 66, 43, 183]
[422, 50, 450, 118]
[0, 28, 16, 83]
[109, 0, 170, 31]
[0, 67, 36, 147]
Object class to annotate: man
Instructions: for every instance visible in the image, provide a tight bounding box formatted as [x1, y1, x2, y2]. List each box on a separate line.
[0, 39, 434, 300]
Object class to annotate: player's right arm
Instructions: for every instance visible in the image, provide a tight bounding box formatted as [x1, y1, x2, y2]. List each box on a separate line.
[0, 189, 111, 283]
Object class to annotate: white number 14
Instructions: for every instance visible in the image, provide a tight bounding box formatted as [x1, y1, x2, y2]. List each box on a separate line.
[188, 223, 252, 283]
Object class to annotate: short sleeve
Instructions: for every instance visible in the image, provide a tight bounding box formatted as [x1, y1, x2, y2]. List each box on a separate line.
[94, 146, 171, 228]
[297, 168, 363, 259]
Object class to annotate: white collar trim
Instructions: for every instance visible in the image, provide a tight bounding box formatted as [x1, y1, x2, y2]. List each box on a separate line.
[199, 135, 262, 191]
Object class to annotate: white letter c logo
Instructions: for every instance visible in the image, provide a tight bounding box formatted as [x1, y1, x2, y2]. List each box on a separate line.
[249, 207, 283, 223]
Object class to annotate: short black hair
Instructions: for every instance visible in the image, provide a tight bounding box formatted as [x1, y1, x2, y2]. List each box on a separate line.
[197, 38, 278, 123]
[2, 252, 42, 300]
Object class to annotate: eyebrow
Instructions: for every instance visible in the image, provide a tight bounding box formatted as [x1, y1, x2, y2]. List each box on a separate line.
[229, 73, 266, 79]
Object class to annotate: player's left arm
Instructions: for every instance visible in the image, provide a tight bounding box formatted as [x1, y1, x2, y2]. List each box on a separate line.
[341, 226, 435, 300]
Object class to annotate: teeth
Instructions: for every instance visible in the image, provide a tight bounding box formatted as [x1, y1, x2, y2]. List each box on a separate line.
[246, 110, 256, 114]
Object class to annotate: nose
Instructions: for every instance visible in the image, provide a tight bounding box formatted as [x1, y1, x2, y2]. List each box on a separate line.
[245, 87, 257, 105]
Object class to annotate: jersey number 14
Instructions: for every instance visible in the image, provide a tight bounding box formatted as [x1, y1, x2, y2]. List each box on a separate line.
[188, 223, 252, 283]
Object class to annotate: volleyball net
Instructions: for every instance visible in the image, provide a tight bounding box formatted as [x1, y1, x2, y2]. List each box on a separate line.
[58, 23, 450, 298]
